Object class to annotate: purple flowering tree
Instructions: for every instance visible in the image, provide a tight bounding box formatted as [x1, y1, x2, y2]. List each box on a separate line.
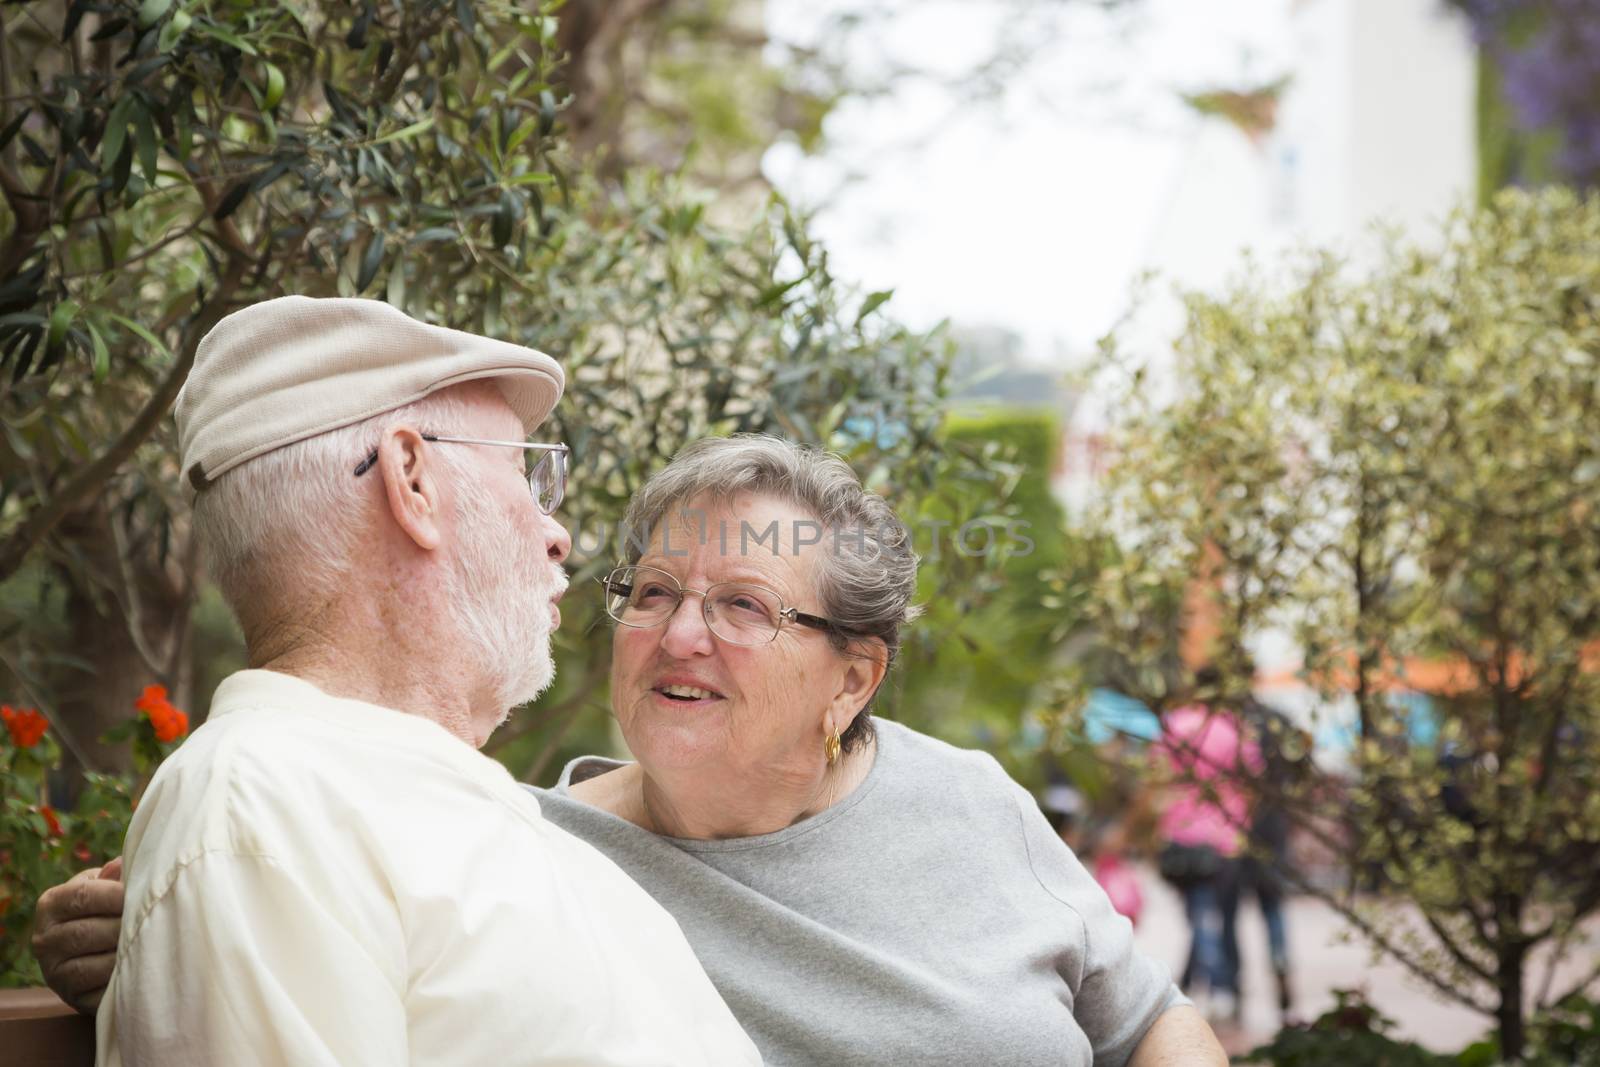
[1452, 0, 1600, 188]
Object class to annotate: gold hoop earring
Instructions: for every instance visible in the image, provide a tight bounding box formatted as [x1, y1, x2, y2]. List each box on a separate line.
[824, 728, 841, 766]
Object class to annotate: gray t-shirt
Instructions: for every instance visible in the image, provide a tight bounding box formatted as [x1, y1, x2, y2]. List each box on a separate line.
[534, 719, 1183, 1067]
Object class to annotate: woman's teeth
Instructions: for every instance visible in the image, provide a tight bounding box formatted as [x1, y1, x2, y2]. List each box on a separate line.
[660, 685, 717, 700]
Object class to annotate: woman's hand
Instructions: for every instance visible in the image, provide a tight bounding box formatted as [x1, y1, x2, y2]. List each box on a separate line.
[30, 857, 125, 1015]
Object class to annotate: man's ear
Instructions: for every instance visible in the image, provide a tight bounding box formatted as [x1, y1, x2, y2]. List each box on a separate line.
[377, 427, 443, 551]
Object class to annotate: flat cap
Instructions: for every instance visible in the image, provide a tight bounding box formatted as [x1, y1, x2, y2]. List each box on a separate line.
[176, 296, 563, 494]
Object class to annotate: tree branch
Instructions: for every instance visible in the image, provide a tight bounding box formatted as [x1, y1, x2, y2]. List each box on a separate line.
[1546, 953, 1600, 1010]
[0, 260, 245, 584]
[1278, 862, 1497, 1015]
[1419, 906, 1496, 984]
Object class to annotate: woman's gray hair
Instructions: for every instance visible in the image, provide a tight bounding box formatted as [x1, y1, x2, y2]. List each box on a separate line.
[622, 434, 922, 753]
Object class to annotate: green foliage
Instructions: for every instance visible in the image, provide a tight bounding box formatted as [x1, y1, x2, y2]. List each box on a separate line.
[1078, 187, 1600, 1056]
[881, 407, 1079, 790]
[3, 0, 574, 537]
[1, 707, 161, 986]
[1240, 990, 1600, 1067]
[1238, 990, 1458, 1067]
[1523, 992, 1600, 1067]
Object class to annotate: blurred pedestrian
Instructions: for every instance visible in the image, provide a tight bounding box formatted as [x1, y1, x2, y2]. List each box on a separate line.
[1149, 675, 1262, 1023]
[1219, 699, 1303, 1025]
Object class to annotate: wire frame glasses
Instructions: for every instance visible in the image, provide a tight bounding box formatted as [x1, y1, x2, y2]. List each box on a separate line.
[353, 434, 569, 514]
[599, 565, 846, 646]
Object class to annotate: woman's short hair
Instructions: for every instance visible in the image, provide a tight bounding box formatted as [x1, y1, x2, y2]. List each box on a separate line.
[621, 434, 922, 753]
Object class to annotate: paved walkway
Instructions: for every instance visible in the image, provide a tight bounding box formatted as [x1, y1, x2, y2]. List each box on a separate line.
[1127, 863, 1599, 1057]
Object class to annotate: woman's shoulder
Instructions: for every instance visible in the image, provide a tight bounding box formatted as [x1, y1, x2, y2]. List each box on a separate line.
[531, 758, 657, 840]
[874, 719, 1032, 816]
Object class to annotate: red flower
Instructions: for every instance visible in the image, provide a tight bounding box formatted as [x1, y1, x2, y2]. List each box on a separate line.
[74, 842, 92, 863]
[135, 686, 189, 743]
[1, 705, 49, 748]
[39, 805, 63, 838]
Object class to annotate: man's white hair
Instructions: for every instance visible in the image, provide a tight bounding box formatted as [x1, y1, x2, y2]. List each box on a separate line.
[192, 386, 486, 635]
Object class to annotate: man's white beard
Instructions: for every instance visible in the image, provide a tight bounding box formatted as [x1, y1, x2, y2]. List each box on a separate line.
[443, 474, 563, 722]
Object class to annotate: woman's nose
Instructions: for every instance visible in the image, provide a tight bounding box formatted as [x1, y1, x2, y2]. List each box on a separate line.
[659, 592, 715, 658]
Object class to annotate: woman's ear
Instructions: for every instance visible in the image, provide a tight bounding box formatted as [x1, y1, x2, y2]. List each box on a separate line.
[827, 636, 889, 726]
[377, 427, 443, 551]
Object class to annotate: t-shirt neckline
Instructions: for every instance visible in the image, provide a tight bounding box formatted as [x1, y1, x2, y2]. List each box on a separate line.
[554, 720, 895, 853]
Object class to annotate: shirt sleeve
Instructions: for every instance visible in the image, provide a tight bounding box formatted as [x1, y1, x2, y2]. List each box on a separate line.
[103, 850, 408, 1067]
[1012, 784, 1188, 1067]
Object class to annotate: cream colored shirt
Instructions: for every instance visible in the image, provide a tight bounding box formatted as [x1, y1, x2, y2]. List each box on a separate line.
[96, 670, 760, 1067]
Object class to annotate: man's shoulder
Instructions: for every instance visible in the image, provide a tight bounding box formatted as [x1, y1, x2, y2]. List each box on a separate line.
[151, 700, 372, 799]
[126, 700, 415, 872]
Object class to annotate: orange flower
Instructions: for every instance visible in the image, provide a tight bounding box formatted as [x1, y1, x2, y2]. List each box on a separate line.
[1, 705, 49, 748]
[151, 706, 189, 744]
[135, 686, 189, 743]
[39, 805, 63, 838]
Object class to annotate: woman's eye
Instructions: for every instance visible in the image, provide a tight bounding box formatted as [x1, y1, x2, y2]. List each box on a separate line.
[725, 594, 769, 617]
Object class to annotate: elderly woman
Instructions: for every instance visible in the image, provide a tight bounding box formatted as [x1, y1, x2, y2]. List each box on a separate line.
[36, 435, 1222, 1066]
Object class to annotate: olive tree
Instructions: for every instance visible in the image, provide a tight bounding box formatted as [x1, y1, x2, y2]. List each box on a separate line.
[0, 0, 1004, 785]
[1074, 187, 1600, 1060]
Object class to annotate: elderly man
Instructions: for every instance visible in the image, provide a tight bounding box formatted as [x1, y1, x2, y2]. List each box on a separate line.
[72, 297, 759, 1066]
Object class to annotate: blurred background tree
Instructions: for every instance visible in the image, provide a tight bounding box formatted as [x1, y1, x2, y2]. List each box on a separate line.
[1072, 187, 1600, 1060]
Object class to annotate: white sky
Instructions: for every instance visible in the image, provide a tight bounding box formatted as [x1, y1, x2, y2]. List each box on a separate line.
[763, 0, 1296, 363]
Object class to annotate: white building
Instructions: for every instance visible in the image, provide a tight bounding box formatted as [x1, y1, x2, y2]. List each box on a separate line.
[1060, 0, 1479, 739]
[1062, 0, 1478, 512]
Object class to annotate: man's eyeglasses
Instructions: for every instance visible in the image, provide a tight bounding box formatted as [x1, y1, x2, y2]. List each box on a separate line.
[598, 564, 856, 646]
[354, 434, 569, 515]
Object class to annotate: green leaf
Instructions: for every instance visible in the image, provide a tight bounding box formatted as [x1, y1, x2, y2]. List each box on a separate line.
[212, 180, 250, 220]
[504, 170, 553, 187]
[369, 116, 434, 146]
[135, 105, 158, 184]
[856, 289, 894, 325]
[137, 0, 172, 29]
[87, 320, 110, 381]
[194, 20, 258, 55]
[89, 16, 129, 41]
[410, 226, 458, 244]
[357, 231, 385, 292]
[100, 94, 136, 170]
[262, 62, 286, 111]
[106, 314, 173, 359]
[46, 300, 79, 354]
[756, 277, 804, 308]
[0, 108, 29, 153]
[157, 8, 190, 51]
[386, 257, 407, 309]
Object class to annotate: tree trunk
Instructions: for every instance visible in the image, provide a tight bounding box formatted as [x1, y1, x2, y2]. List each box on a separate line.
[50, 501, 194, 800]
[1496, 938, 1527, 1061]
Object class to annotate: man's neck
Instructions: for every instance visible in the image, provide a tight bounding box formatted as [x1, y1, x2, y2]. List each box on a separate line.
[253, 635, 485, 748]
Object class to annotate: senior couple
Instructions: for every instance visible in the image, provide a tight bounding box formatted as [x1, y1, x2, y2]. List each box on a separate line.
[33, 297, 1225, 1065]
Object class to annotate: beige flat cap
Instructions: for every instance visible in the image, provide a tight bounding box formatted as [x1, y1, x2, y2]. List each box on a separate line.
[177, 296, 563, 494]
